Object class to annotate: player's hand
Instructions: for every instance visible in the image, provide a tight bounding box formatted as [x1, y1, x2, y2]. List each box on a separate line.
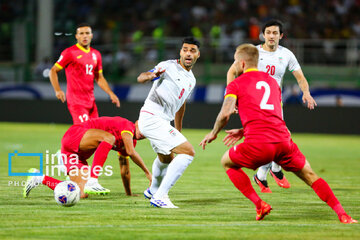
[109, 92, 120, 107]
[55, 90, 66, 103]
[223, 128, 244, 147]
[151, 68, 165, 80]
[302, 92, 317, 110]
[199, 132, 217, 150]
[145, 172, 152, 186]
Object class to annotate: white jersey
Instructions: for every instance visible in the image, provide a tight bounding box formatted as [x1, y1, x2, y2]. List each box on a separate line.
[141, 59, 196, 121]
[257, 44, 301, 87]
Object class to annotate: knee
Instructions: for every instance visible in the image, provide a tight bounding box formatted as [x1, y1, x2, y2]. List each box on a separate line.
[187, 147, 195, 157]
[220, 152, 232, 170]
[102, 134, 116, 145]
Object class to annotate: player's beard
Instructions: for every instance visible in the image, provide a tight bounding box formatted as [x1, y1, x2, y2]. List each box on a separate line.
[181, 57, 195, 69]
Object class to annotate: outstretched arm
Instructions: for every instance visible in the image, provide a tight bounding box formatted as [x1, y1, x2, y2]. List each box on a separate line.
[118, 155, 132, 196]
[49, 65, 66, 103]
[222, 128, 244, 147]
[137, 68, 165, 83]
[122, 132, 152, 185]
[199, 96, 237, 149]
[96, 72, 120, 107]
[292, 69, 317, 110]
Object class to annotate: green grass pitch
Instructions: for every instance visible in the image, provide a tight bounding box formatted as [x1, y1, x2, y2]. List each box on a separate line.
[0, 122, 359, 239]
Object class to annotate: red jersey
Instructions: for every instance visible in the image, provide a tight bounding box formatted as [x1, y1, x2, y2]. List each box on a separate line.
[82, 116, 137, 156]
[55, 43, 103, 107]
[225, 69, 290, 143]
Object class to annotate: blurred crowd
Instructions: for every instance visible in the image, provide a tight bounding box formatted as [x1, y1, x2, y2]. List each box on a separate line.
[1, 0, 360, 80]
[2, 0, 360, 43]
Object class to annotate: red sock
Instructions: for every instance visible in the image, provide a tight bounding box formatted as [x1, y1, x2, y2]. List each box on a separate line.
[311, 178, 346, 218]
[90, 141, 113, 178]
[226, 168, 262, 209]
[42, 175, 62, 190]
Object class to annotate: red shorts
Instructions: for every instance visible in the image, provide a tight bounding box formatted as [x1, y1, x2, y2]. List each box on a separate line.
[68, 102, 99, 124]
[229, 140, 306, 172]
[61, 125, 94, 173]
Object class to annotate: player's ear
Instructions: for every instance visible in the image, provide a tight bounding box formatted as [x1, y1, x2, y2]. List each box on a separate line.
[280, 33, 283, 40]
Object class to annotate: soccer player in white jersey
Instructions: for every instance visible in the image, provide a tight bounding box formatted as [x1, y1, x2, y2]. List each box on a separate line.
[226, 19, 317, 193]
[137, 37, 200, 208]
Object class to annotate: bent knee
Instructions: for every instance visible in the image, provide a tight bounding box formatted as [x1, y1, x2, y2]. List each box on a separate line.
[187, 147, 195, 157]
[102, 134, 116, 145]
[221, 151, 234, 170]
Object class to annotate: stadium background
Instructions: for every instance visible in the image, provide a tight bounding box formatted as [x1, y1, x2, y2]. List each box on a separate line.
[1, 0, 360, 133]
[1, 1, 360, 239]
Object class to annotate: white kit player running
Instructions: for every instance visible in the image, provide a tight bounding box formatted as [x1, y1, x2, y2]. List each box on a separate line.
[227, 19, 317, 193]
[138, 37, 200, 208]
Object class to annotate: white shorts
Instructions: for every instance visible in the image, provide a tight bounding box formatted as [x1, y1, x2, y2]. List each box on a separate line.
[138, 110, 187, 155]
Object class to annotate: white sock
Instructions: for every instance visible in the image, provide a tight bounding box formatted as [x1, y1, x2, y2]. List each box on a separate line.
[153, 154, 193, 199]
[149, 157, 169, 194]
[37, 175, 45, 185]
[86, 177, 98, 185]
[257, 163, 271, 181]
[271, 162, 282, 172]
[56, 149, 68, 174]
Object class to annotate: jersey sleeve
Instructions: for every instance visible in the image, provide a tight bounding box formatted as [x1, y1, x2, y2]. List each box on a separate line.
[119, 119, 136, 138]
[287, 49, 301, 72]
[55, 49, 72, 69]
[225, 80, 239, 99]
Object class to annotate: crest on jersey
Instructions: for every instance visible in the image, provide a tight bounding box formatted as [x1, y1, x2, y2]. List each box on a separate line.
[92, 53, 97, 64]
[169, 129, 176, 137]
[279, 57, 283, 63]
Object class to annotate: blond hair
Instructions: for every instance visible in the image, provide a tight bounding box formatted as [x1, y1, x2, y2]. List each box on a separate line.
[235, 44, 259, 67]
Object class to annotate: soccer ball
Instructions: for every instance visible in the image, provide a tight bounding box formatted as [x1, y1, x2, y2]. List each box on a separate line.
[54, 181, 80, 207]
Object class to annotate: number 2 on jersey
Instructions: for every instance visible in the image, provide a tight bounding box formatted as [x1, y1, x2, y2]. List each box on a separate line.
[256, 81, 274, 110]
[266, 65, 275, 75]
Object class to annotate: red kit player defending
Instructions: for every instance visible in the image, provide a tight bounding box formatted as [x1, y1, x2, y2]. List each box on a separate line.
[200, 44, 357, 224]
[24, 117, 152, 198]
[49, 23, 120, 124]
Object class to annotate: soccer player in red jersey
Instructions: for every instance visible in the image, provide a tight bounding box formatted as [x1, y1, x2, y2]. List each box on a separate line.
[49, 23, 120, 124]
[200, 44, 357, 224]
[24, 116, 152, 198]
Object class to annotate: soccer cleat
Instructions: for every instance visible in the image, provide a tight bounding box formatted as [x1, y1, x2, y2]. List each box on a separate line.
[84, 180, 110, 195]
[256, 201, 272, 221]
[339, 214, 358, 224]
[150, 195, 178, 208]
[23, 168, 42, 198]
[253, 174, 272, 193]
[144, 188, 153, 200]
[270, 170, 290, 188]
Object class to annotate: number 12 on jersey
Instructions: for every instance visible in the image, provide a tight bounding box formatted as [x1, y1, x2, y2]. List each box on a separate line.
[256, 81, 274, 110]
[86, 64, 93, 75]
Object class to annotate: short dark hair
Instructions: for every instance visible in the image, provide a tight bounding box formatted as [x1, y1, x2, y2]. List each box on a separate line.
[76, 23, 92, 32]
[262, 19, 283, 34]
[182, 37, 200, 49]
